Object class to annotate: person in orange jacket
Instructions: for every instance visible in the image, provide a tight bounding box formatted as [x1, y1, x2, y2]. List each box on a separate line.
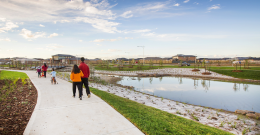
[70, 64, 84, 100]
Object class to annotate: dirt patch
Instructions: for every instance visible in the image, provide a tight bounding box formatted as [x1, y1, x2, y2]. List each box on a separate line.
[0, 79, 37, 135]
[201, 72, 212, 75]
[192, 69, 200, 71]
[232, 70, 243, 72]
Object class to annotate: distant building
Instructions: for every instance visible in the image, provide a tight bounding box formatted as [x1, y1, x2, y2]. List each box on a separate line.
[172, 54, 196, 62]
[52, 54, 75, 63]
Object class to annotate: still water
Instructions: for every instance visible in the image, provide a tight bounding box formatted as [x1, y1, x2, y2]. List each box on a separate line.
[117, 76, 260, 113]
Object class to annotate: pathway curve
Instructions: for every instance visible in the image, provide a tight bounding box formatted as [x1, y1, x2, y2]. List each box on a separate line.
[20, 71, 144, 135]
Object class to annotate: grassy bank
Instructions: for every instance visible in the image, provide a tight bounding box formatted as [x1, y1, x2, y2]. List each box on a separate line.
[210, 69, 260, 80]
[0, 70, 28, 80]
[90, 87, 232, 135]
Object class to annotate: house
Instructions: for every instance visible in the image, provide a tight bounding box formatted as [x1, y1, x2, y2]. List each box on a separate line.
[249, 58, 260, 63]
[51, 54, 75, 64]
[172, 54, 196, 63]
[197, 58, 231, 63]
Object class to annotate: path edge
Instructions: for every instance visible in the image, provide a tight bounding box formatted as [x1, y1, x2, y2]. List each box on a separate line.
[23, 71, 42, 135]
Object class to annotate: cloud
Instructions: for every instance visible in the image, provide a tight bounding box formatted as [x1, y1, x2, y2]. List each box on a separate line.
[0, 21, 19, 33]
[121, 11, 133, 18]
[0, 0, 115, 21]
[48, 33, 59, 38]
[194, 2, 199, 5]
[183, 0, 190, 3]
[108, 39, 118, 42]
[208, 4, 220, 10]
[92, 38, 121, 42]
[75, 17, 120, 33]
[79, 40, 83, 42]
[132, 29, 151, 33]
[60, 20, 70, 23]
[0, 38, 11, 41]
[19, 28, 45, 40]
[125, 37, 133, 39]
[0, 18, 6, 22]
[0, 0, 118, 33]
[92, 39, 105, 42]
[39, 24, 45, 27]
[7, 49, 13, 52]
[174, 3, 180, 6]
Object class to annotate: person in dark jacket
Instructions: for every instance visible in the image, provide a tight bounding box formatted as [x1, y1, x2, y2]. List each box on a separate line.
[42, 63, 48, 78]
[78, 57, 91, 98]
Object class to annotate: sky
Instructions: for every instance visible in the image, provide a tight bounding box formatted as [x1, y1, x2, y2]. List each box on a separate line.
[0, 0, 259, 59]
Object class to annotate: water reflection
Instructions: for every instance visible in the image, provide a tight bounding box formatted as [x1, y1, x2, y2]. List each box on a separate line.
[233, 83, 240, 91]
[117, 76, 260, 113]
[149, 77, 153, 84]
[194, 79, 199, 89]
[159, 77, 163, 82]
[243, 84, 249, 91]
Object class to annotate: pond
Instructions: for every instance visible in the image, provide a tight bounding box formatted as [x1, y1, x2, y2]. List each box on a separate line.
[116, 76, 260, 113]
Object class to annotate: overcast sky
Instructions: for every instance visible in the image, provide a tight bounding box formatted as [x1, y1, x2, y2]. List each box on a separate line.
[0, 0, 259, 59]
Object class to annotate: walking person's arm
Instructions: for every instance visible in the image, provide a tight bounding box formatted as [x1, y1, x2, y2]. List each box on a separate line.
[70, 73, 74, 81]
[87, 65, 90, 78]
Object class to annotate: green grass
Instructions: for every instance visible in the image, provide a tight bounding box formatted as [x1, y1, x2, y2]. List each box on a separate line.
[95, 64, 260, 71]
[90, 87, 232, 135]
[210, 69, 260, 80]
[0, 70, 28, 80]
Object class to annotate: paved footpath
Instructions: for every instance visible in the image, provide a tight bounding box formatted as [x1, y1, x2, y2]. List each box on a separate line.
[15, 71, 144, 135]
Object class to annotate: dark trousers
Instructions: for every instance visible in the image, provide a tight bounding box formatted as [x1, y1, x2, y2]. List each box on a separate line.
[73, 82, 82, 97]
[38, 72, 41, 77]
[43, 71, 46, 78]
[81, 78, 90, 95]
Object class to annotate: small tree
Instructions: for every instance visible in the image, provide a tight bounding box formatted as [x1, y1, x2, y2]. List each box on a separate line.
[128, 59, 133, 68]
[132, 59, 135, 65]
[112, 60, 115, 65]
[179, 60, 183, 67]
[217, 60, 221, 66]
[159, 59, 163, 67]
[106, 60, 110, 69]
[149, 59, 153, 69]
[202, 59, 205, 67]
[137, 60, 142, 70]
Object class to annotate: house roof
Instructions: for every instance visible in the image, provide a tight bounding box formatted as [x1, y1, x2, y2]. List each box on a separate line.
[251, 58, 260, 60]
[144, 57, 162, 60]
[173, 54, 196, 57]
[52, 54, 75, 57]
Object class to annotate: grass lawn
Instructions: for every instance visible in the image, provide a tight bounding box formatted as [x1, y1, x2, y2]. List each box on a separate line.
[95, 64, 260, 71]
[90, 87, 232, 135]
[210, 69, 260, 80]
[0, 70, 28, 80]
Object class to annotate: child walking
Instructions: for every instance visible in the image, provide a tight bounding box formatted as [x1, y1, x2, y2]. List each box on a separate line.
[50, 68, 57, 84]
[36, 66, 41, 78]
[70, 65, 84, 100]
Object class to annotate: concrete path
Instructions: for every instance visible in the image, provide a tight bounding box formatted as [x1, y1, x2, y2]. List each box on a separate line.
[18, 71, 144, 135]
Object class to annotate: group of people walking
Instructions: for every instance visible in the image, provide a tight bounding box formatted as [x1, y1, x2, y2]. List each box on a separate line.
[70, 57, 91, 100]
[36, 57, 91, 100]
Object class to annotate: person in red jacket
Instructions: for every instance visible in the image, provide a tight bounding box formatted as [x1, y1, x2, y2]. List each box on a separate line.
[41, 63, 48, 78]
[78, 57, 91, 98]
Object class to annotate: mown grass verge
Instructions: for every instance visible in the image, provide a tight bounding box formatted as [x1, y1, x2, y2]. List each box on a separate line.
[211, 70, 260, 80]
[90, 87, 232, 135]
[0, 70, 28, 80]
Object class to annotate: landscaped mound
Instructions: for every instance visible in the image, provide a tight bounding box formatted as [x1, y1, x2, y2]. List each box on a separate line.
[0, 72, 37, 134]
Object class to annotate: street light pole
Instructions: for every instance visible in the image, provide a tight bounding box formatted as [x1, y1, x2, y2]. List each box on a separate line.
[137, 46, 145, 65]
